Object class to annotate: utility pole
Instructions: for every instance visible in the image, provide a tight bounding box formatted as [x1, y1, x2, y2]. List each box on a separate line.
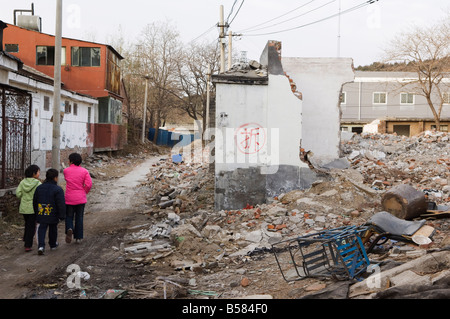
[228, 30, 232, 71]
[205, 65, 211, 140]
[52, 0, 62, 171]
[141, 75, 150, 143]
[219, 5, 226, 73]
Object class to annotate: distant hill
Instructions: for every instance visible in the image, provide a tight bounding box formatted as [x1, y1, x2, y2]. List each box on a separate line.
[356, 57, 450, 72]
[355, 61, 416, 71]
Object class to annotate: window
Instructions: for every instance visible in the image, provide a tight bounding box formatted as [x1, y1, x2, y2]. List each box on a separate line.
[71, 47, 101, 67]
[73, 103, 78, 116]
[340, 92, 346, 104]
[443, 93, 450, 104]
[98, 97, 122, 124]
[393, 125, 410, 137]
[36, 46, 66, 66]
[431, 125, 448, 132]
[373, 92, 387, 104]
[400, 93, 414, 104]
[5, 44, 19, 53]
[64, 101, 71, 114]
[43, 96, 50, 111]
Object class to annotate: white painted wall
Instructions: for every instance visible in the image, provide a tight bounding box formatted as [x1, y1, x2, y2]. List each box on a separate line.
[266, 74, 304, 169]
[214, 72, 307, 176]
[282, 57, 355, 167]
[214, 82, 269, 172]
[8, 71, 98, 169]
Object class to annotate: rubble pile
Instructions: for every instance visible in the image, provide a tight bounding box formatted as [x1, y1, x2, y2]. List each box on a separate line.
[140, 157, 214, 214]
[119, 133, 449, 299]
[342, 130, 450, 204]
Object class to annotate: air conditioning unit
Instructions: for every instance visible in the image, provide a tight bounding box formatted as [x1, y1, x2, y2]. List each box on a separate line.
[17, 15, 41, 32]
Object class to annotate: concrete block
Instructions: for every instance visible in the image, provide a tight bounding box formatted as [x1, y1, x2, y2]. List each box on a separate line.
[349, 251, 450, 298]
[390, 270, 431, 287]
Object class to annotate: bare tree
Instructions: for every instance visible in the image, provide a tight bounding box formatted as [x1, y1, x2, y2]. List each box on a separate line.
[384, 14, 450, 129]
[108, 22, 221, 144]
[176, 40, 221, 135]
[137, 20, 183, 143]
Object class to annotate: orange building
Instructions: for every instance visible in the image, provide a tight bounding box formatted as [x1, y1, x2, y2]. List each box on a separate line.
[3, 22, 127, 152]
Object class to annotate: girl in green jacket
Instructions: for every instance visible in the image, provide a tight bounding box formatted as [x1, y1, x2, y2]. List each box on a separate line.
[16, 165, 41, 252]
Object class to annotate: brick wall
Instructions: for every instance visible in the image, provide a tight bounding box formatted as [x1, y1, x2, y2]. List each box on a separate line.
[45, 147, 93, 169]
[0, 191, 20, 220]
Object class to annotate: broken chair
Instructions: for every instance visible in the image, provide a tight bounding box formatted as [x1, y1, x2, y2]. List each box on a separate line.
[272, 225, 370, 282]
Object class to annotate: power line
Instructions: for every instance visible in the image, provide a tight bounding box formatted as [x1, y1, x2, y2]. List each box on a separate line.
[242, 0, 377, 37]
[241, 0, 336, 33]
[228, 0, 245, 26]
[189, 23, 217, 44]
[238, 0, 316, 33]
[226, 0, 239, 24]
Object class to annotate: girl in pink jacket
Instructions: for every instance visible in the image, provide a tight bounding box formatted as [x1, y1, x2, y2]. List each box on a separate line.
[63, 153, 92, 244]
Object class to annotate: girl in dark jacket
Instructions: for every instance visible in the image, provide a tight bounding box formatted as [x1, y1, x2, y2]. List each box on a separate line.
[33, 169, 66, 255]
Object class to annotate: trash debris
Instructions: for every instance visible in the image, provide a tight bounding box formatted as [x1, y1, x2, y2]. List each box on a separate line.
[172, 154, 183, 163]
[272, 225, 371, 282]
[381, 184, 427, 220]
[77, 271, 90, 281]
[101, 289, 127, 299]
[362, 211, 435, 253]
[66, 133, 449, 300]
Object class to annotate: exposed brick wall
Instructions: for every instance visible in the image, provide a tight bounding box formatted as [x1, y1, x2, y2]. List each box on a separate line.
[0, 191, 20, 219]
[45, 147, 93, 169]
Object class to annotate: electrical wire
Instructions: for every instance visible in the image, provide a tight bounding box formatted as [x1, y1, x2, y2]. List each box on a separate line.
[189, 24, 217, 44]
[243, 0, 377, 37]
[228, 0, 245, 26]
[238, 0, 317, 33]
[241, 0, 336, 33]
[226, 0, 239, 24]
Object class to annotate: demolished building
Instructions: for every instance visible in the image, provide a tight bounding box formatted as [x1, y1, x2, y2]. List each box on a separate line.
[212, 41, 354, 210]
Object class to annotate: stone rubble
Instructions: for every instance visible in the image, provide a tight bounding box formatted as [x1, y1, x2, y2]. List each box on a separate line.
[118, 130, 450, 298]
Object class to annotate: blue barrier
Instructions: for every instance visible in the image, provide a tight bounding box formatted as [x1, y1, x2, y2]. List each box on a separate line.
[148, 128, 200, 147]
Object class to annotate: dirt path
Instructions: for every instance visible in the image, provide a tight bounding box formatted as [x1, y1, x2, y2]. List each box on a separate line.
[0, 154, 167, 299]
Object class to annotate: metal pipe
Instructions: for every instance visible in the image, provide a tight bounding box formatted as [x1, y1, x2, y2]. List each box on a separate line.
[13, 2, 35, 26]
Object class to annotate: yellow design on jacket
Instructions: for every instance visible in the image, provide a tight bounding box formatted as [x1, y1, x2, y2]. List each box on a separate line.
[38, 204, 53, 216]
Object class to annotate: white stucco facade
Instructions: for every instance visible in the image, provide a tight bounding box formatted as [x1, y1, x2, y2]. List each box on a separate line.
[213, 42, 356, 210]
[282, 57, 355, 167]
[6, 65, 98, 170]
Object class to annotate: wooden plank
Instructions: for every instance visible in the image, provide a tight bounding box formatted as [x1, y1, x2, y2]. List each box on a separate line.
[420, 210, 450, 219]
[413, 225, 435, 238]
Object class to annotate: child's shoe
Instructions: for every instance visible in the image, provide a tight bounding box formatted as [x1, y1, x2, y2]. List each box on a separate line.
[38, 247, 45, 255]
[50, 243, 59, 250]
[25, 247, 32, 253]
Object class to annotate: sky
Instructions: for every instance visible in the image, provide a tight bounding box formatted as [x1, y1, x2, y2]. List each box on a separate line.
[1, 0, 449, 67]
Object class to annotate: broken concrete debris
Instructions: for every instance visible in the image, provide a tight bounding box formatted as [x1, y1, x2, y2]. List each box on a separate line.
[112, 130, 449, 299]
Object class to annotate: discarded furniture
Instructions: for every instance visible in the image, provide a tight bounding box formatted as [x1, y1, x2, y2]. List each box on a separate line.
[362, 211, 435, 253]
[272, 226, 370, 282]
